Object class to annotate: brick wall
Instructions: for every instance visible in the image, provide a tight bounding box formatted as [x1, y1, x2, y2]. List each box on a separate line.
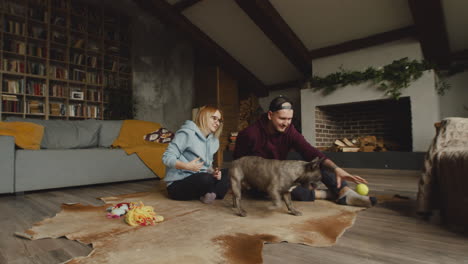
[314, 97, 412, 151]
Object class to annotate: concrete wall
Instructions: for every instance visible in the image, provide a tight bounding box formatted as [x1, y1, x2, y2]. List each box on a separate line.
[95, 0, 195, 132]
[131, 16, 194, 131]
[301, 39, 444, 152]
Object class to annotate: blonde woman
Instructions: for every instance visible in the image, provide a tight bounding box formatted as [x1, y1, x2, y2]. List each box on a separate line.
[162, 105, 229, 203]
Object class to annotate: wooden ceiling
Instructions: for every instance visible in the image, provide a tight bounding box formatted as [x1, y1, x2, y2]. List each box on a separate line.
[134, 0, 467, 97]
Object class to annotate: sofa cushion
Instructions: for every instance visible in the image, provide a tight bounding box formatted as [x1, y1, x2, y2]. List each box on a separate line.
[5, 117, 101, 149]
[86, 120, 123, 147]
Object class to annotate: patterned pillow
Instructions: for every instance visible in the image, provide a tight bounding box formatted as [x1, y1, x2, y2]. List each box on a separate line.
[143, 128, 174, 143]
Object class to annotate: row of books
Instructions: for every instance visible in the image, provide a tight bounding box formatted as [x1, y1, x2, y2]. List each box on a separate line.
[49, 102, 66, 116]
[49, 103, 101, 118]
[49, 66, 68, 79]
[2, 94, 22, 112]
[104, 61, 118, 71]
[103, 73, 118, 87]
[28, 44, 47, 58]
[86, 72, 103, 84]
[29, 26, 47, 39]
[2, 59, 25, 73]
[68, 104, 83, 117]
[3, 39, 26, 54]
[4, 21, 26, 36]
[3, 79, 25, 93]
[5, 1, 27, 16]
[28, 7, 48, 23]
[49, 84, 66, 97]
[72, 53, 85, 65]
[26, 81, 46, 96]
[28, 62, 46, 75]
[87, 90, 102, 101]
[50, 48, 65, 61]
[85, 105, 101, 118]
[2, 60, 47, 76]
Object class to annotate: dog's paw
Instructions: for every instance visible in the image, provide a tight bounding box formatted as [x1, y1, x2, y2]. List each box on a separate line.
[290, 210, 302, 216]
[238, 210, 247, 217]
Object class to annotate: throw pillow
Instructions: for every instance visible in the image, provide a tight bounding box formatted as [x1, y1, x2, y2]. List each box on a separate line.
[144, 128, 174, 143]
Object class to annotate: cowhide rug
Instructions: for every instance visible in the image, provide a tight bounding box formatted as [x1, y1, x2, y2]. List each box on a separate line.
[17, 185, 365, 264]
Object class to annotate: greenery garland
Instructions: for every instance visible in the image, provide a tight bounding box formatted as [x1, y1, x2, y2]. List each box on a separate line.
[308, 57, 468, 99]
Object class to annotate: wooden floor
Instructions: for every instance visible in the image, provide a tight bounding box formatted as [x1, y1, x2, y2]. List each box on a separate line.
[1, 168, 467, 264]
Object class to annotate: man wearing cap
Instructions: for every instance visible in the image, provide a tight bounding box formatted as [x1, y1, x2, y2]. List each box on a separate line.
[233, 96, 377, 207]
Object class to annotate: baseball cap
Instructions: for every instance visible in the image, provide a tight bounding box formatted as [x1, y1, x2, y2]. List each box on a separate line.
[268, 95, 293, 112]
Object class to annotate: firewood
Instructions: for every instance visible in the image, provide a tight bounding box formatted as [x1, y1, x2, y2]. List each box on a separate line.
[341, 147, 360, 152]
[334, 139, 346, 147]
[342, 138, 355, 147]
[359, 136, 377, 146]
[360, 146, 375, 152]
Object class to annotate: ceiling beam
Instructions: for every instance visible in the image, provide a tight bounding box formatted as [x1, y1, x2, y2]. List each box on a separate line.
[408, 0, 451, 67]
[235, 0, 312, 77]
[133, 0, 268, 97]
[267, 79, 304, 91]
[173, 0, 202, 12]
[309, 26, 417, 59]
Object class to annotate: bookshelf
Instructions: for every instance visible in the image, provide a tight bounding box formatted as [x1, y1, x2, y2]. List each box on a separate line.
[0, 0, 132, 120]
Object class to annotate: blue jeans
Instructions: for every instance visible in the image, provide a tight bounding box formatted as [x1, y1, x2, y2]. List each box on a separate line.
[291, 168, 348, 201]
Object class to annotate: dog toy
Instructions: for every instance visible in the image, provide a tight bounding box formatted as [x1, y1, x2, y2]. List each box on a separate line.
[106, 203, 130, 218]
[125, 201, 164, 226]
[356, 184, 369, 196]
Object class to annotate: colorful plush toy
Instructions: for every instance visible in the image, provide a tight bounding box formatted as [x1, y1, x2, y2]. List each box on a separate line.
[106, 201, 164, 226]
[125, 201, 164, 226]
[106, 203, 130, 218]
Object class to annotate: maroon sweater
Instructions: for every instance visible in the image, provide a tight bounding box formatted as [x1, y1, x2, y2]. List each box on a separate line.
[233, 114, 327, 161]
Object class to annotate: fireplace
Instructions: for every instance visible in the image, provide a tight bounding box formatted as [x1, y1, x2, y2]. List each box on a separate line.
[301, 70, 441, 152]
[314, 97, 412, 151]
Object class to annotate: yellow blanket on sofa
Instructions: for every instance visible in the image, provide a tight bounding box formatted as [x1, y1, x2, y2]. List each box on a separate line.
[112, 120, 168, 178]
[0, 121, 44, 150]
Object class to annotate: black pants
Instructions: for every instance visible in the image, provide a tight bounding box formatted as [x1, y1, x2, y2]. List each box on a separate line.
[167, 168, 230, 200]
[291, 167, 348, 201]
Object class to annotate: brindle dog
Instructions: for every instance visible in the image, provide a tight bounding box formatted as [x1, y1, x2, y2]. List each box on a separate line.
[229, 156, 323, 217]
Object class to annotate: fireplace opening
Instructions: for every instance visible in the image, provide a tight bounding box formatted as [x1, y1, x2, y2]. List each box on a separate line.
[315, 97, 412, 152]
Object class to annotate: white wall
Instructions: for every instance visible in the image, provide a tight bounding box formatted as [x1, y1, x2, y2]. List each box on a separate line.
[302, 39, 444, 152]
[259, 87, 301, 112]
[312, 38, 424, 76]
[439, 71, 468, 119]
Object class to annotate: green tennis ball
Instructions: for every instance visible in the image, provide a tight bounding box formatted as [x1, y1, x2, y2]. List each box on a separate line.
[355, 184, 369, 196]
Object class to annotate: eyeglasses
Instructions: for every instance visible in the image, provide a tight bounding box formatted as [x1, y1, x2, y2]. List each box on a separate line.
[210, 116, 223, 123]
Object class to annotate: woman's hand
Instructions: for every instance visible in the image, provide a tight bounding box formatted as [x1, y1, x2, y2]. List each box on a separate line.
[184, 157, 204, 172]
[335, 168, 368, 188]
[212, 168, 221, 180]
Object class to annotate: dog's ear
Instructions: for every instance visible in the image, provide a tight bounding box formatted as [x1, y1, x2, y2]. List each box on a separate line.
[307, 157, 324, 170]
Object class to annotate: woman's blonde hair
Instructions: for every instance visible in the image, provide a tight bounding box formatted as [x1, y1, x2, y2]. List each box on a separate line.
[195, 105, 223, 138]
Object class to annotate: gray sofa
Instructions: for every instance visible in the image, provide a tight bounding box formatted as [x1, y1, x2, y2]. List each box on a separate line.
[0, 118, 158, 194]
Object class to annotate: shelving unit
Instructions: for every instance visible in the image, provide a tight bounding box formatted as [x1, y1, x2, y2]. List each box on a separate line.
[0, 0, 132, 120]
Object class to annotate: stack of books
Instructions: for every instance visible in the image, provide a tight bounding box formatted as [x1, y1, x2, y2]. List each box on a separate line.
[50, 102, 65, 116]
[27, 100, 44, 114]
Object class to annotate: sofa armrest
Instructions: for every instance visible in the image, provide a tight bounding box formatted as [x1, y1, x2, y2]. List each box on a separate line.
[0, 136, 15, 193]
